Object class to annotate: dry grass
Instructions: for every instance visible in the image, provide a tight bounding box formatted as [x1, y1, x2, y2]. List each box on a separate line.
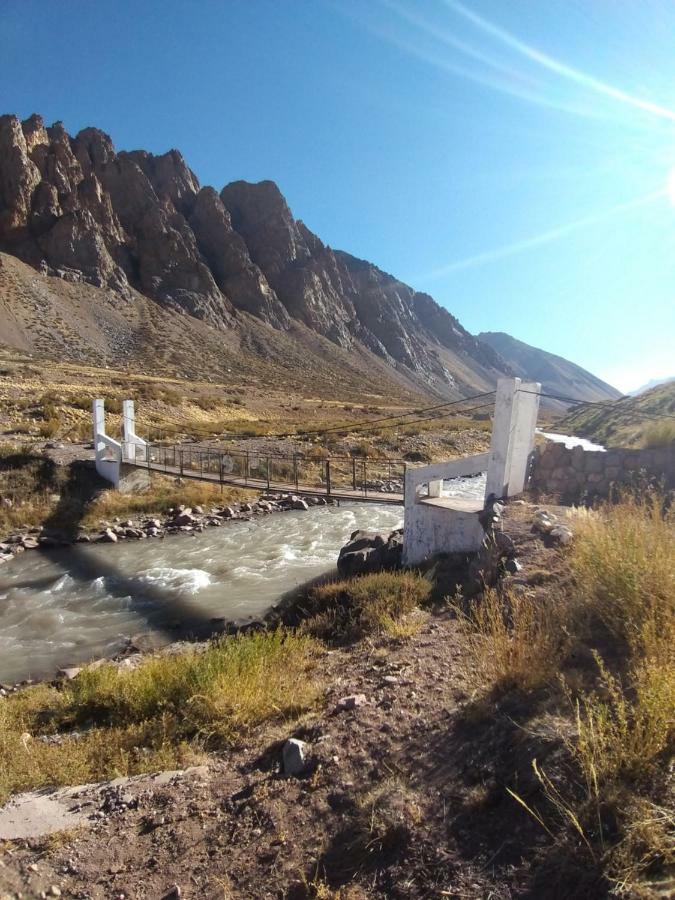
[455, 587, 570, 693]
[0, 630, 322, 803]
[80, 475, 254, 527]
[569, 495, 674, 652]
[303, 572, 431, 644]
[504, 498, 675, 892]
[357, 777, 423, 855]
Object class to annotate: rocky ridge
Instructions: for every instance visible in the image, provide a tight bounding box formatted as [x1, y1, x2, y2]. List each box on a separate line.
[0, 113, 509, 395]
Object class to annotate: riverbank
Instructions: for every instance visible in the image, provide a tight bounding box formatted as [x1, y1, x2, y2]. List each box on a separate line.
[1, 497, 671, 898]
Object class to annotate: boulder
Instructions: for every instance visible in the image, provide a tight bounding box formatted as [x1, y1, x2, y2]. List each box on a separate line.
[282, 738, 308, 776]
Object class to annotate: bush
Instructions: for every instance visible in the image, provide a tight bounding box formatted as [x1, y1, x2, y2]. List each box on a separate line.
[304, 572, 431, 643]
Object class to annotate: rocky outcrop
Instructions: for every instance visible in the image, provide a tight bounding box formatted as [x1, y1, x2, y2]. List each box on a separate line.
[0, 112, 513, 390]
[337, 529, 404, 577]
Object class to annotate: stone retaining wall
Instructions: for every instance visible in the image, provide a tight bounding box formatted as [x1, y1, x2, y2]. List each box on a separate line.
[528, 441, 675, 501]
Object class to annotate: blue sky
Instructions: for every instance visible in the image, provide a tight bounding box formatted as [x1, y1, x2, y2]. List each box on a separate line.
[3, 0, 674, 392]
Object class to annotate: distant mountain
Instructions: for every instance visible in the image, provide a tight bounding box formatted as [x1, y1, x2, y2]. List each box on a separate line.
[0, 112, 510, 399]
[628, 376, 675, 396]
[476, 332, 621, 408]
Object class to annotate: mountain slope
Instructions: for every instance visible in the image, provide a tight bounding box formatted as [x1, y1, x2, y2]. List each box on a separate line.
[477, 331, 620, 406]
[557, 381, 675, 448]
[0, 112, 510, 398]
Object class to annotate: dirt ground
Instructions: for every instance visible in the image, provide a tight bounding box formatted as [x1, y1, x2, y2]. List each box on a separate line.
[0, 504, 597, 900]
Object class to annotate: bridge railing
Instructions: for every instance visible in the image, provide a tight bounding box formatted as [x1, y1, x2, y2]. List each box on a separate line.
[126, 442, 408, 499]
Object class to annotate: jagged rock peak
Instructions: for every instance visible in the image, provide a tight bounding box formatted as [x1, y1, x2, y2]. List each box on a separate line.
[0, 113, 512, 393]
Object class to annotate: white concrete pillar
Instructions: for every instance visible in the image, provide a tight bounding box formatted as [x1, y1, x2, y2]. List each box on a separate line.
[428, 479, 443, 498]
[485, 377, 520, 500]
[506, 381, 541, 495]
[121, 399, 147, 462]
[92, 398, 105, 447]
[92, 398, 121, 487]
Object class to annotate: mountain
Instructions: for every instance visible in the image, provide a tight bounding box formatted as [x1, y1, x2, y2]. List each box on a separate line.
[558, 381, 675, 448]
[628, 376, 675, 396]
[0, 112, 510, 399]
[476, 331, 621, 408]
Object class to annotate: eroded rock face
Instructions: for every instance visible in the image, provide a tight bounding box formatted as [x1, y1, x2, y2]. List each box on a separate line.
[0, 112, 512, 388]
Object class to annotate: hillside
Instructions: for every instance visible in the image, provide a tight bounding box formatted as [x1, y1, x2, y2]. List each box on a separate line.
[0, 113, 510, 399]
[558, 380, 675, 448]
[628, 376, 674, 396]
[477, 331, 620, 408]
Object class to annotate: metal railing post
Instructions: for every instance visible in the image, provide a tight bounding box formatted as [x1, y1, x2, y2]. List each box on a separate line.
[179, 449, 184, 476]
[266, 456, 271, 490]
[294, 455, 299, 490]
[352, 457, 357, 491]
[245, 451, 249, 484]
[363, 459, 367, 497]
[326, 459, 331, 496]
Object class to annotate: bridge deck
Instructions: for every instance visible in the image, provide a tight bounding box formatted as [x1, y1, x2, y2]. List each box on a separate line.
[135, 460, 404, 505]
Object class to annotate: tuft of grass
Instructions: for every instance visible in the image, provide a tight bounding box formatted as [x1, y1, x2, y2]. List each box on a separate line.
[358, 778, 423, 856]
[569, 495, 674, 652]
[454, 588, 570, 693]
[303, 572, 431, 644]
[0, 630, 322, 803]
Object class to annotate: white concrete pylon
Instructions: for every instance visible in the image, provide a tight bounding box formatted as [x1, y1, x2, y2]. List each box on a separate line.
[485, 377, 520, 500]
[121, 399, 147, 463]
[92, 399, 122, 487]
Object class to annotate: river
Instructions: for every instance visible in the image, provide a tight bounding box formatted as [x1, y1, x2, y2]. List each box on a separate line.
[0, 504, 405, 684]
[1, 433, 599, 686]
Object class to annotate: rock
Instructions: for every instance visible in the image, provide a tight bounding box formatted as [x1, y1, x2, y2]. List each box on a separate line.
[282, 738, 307, 776]
[550, 525, 573, 545]
[173, 511, 196, 526]
[494, 531, 516, 557]
[20, 536, 39, 550]
[337, 528, 402, 576]
[291, 498, 309, 511]
[100, 528, 118, 543]
[161, 886, 182, 900]
[219, 506, 236, 518]
[335, 694, 368, 711]
[505, 558, 522, 574]
[56, 667, 81, 681]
